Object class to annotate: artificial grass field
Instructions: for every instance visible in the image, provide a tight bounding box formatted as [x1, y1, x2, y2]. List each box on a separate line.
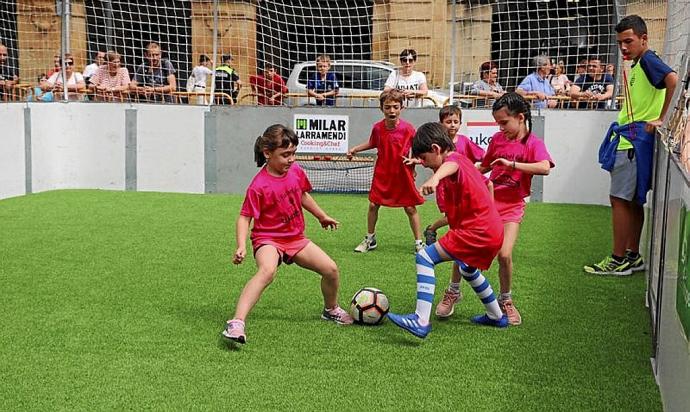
[0, 190, 661, 410]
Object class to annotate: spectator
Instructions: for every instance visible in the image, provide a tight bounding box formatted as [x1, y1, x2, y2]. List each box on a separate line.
[187, 54, 214, 104]
[89, 51, 131, 102]
[569, 56, 614, 109]
[384, 49, 428, 107]
[131, 42, 177, 103]
[307, 54, 339, 106]
[214, 53, 241, 105]
[574, 58, 588, 82]
[516, 55, 557, 109]
[28, 74, 53, 102]
[46, 53, 61, 77]
[0, 43, 19, 101]
[44, 54, 86, 101]
[469, 60, 505, 107]
[250, 62, 288, 105]
[82, 50, 106, 84]
[549, 61, 570, 95]
[606, 63, 615, 78]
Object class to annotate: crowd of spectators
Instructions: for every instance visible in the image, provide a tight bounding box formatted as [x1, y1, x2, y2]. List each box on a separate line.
[0, 40, 620, 110]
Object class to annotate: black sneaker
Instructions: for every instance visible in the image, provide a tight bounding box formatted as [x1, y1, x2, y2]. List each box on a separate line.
[625, 250, 645, 272]
[423, 226, 437, 246]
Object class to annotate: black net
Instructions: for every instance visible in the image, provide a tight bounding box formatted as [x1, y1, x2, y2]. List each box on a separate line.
[296, 155, 375, 194]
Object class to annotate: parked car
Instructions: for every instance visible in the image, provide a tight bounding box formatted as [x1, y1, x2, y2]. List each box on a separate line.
[286, 60, 447, 107]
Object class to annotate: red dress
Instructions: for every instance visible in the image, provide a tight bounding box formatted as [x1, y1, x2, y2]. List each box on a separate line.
[437, 153, 503, 270]
[368, 119, 424, 207]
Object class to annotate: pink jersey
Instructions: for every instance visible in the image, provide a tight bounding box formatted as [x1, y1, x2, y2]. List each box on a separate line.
[480, 131, 554, 202]
[240, 164, 312, 244]
[436, 134, 486, 213]
[437, 152, 503, 270]
[368, 119, 424, 207]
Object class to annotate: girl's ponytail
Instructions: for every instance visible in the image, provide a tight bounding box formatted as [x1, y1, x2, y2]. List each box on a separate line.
[254, 135, 267, 167]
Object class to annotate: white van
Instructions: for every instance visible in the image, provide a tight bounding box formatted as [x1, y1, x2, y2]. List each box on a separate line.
[285, 60, 446, 107]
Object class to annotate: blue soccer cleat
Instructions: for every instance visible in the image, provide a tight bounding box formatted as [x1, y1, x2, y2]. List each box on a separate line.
[387, 312, 431, 338]
[470, 313, 509, 328]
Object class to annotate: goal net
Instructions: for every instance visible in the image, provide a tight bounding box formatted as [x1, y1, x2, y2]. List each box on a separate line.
[0, 0, 672, 106]
[296, 154, 375, 194]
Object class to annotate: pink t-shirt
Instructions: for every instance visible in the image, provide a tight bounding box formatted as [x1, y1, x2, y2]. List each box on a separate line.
[481, 131, 554, 202]
[240, 164, 313, 243]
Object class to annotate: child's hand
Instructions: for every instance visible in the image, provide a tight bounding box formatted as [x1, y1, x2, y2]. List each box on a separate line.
[491, 158, 513, 168]
[319, 215, 339, 230]
[419, 177, 439, 196]
[233, 247, 246, 265]
[402, 154, 422, 166]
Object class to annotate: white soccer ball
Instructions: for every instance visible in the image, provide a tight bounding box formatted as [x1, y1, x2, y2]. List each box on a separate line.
[349, 287, 390, 325]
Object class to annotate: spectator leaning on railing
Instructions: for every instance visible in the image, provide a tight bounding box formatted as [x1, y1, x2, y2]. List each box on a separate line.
[130, 42, 177, 103]
[44, 54, 85, 101]
[516, 55, 557, 109]
[569, 56, 614, 109]
[470, 60, 505, 107]
[82, 50, 106, 84]
[89, 51, 131, 102]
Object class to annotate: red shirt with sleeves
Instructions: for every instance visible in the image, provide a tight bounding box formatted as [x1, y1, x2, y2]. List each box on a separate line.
[240, 163, 312, 244]
[437, 152, 503, 270]
[436, 134, 486, 213]
[250, 73, 288, 105]
[368, 119, 424, 207]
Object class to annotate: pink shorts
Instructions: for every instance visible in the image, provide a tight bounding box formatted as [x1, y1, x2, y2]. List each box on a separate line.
[494, 198, 526, 224]
[252, 237, 311, 265]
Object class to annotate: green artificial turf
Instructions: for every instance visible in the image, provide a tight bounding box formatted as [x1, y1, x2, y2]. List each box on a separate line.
[0, 190, 661, 410]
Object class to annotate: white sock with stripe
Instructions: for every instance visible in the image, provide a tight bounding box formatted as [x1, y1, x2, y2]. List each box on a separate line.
[415, 245, 442, 326]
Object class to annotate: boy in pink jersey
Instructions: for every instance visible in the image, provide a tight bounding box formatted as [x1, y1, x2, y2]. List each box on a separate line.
[479, 92, 555, 325]
[222, 124, 353, 345]
[347, 89, 425, 253]
[426, 105, 494, 318]
[388, 122, 507, 339]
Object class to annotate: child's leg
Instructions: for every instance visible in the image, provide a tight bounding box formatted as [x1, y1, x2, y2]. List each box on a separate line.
[293, 242, 353, 324]
[403, 206, 422, 242]
[456, 261, 503, 321]
[497, 222, 520, 295]
[367, 202, 380, 234]
[435, 262, 463, 318]
[233, 246, 281, 321]
[428, 215, 448, 233]
[292, 242, 340, 309]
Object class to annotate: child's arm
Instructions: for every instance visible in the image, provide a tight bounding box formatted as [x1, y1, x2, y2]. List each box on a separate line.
[420, 161, 459, 195]
[490, 158, 551, 175]
[234, 215, 252, 264]
[347, 141, 374, 159]
[302, 193, 339, 229]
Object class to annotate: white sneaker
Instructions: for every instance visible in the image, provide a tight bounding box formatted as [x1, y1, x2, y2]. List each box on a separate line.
[354, 236, 377, 253]
[415, 243, 424, 253]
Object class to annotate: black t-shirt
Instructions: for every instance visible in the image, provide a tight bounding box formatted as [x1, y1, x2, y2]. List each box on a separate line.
[573, 74, 614, 109]
[0, 63, 18, 99]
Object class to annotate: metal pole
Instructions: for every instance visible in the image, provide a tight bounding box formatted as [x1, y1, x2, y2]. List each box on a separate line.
[610, 0, 621, 110]
[448, 0, 457, 105]
[209, 0, 219, 106]
[104, 0, 115, 52]
[59, 0, 69, 101]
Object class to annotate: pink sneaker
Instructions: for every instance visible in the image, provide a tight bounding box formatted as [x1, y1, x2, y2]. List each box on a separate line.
[435, 289, 462, 318]
[321, 306, 354, 325]
[221, 319, 246, 344]
[499, 299, 522, 326]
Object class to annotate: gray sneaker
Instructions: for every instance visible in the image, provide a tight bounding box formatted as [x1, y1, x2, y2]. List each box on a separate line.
[354, 236, 377, 253]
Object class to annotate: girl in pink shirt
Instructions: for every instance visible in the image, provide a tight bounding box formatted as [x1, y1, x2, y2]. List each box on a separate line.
[222, 125, 353, 345]
[479, 92, 555, 326]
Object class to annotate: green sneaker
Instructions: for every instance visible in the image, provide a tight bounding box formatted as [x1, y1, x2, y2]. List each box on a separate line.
[584, 255, 632, 276]
[625, 250, 645, 272]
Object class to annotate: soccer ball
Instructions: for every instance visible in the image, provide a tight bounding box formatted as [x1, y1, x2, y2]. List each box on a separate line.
[350, 287, 390, 325]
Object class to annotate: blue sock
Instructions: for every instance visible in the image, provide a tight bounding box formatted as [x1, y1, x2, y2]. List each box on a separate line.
[457, 260, 503, 320]
[414, 244, 443, 325]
